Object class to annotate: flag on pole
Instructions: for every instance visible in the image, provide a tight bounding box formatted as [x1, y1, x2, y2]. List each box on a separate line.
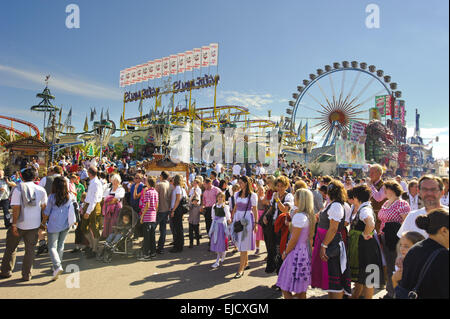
[185, 50, 193, 71]
[83, 115, 89, 132]
[201, 46, 210, 67]
[193, 48, 201, 69]
[305, 121, 309, 142]
[100, 108, 104, 122]
[162, 57, 170, 77]
[106, 108, 110, 121]
[170, 55, 178, 75]
[209, 43, 219, 66]
[64, 107, 72, 127]
[148, 61, 155, 80]
[178, 53, 185, 73]
[142, 63, 149, 81]
[120, 70, 125, 87]
[300, 125, 306, 143]
[154, 59, 162, 79]
[297, 120, 303, 140]
[130, 67, 137, 84]
[124, 68, 132, 86]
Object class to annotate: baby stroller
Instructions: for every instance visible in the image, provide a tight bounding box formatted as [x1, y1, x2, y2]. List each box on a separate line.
[97, 206, 139, 263]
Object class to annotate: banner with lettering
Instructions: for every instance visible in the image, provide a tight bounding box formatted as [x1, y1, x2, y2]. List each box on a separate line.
[130, 67, 137, 84]
[375, 95, 392, 116]
[162, 57, 170, 77]
[148, 61, 155, 80]
[201, 46, 210, 67]
[209, 43, 219, 66]
[154, 59, 162, 79]
[178, 53, 185, 73]
[185, 50, 193, 71]
[119, 70, 125, 87]
[170, 55, 178, 75]
[193, 48, 201, 69]
[349, 121, 367, 144]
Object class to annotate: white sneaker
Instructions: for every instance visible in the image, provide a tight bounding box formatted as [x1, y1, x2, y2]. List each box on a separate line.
[211, 261, 220, 268]
[52, 267, 63, 281]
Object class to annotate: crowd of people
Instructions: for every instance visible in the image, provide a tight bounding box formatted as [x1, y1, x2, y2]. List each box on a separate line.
[0, 153, 448, 299]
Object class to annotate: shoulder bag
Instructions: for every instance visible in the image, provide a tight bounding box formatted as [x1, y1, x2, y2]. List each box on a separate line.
[233, 193, 251, 233]
[394, 248, 446, 299]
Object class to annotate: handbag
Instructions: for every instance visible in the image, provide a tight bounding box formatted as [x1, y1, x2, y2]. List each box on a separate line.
[233, 193, 251, 233]
[394, 248, 446, 299]
[258, 200, 275, 228]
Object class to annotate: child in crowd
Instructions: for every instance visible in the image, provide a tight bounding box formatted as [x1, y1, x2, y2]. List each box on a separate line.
[391, 231, 425, 289]
[188, 195, 202, 248]
[209, 192, 232, 268]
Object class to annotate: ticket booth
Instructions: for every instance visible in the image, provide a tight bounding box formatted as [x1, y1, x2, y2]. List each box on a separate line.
[4, 137, 50, 177]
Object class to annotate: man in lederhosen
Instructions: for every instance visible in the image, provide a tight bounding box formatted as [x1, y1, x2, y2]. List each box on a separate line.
[81, 167, 103, 258]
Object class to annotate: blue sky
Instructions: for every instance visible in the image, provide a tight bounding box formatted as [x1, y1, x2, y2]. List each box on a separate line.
[0, 0, 448, 158]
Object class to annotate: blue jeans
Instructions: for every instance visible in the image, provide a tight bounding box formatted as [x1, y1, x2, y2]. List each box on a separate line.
[48, 228, 69, 270]
[0, 199, 11, 227]
[156, 212, 169, 250]
[106, 233, 123, 245]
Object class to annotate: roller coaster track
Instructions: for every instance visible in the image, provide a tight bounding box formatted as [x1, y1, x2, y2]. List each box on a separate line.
[0, 115, 41, 140]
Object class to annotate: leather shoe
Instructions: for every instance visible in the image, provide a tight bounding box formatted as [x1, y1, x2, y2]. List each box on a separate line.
[233, 272, 244, 279]
[169, 248, 181, 253]
[0, 273, 12, 279]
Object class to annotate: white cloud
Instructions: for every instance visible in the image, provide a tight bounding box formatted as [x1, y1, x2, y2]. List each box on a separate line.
[218, 91, 274, 110]
[0, 64, 122, 100]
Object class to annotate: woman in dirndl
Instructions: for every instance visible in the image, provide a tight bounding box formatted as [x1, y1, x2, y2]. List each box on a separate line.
[348, 185, 385, 299]
[311, 180, 352, 298]
[230, 176, 258, 279]
[101, 174, 124, 239]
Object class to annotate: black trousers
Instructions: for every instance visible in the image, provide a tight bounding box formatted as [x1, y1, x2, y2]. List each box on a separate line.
[189, 223, 200, 244]
[142, 222, 157, 256]
[204, 207, 213, 235]
[172, 211, 184, 251]
[263, 222, 279, 272]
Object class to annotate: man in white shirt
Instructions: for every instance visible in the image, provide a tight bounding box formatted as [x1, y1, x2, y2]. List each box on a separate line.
[81, 167, 104, 258]
[232, 163, 241, 176]
[0, 168, 47, 281]
[395, 175, 408, 192]
[402, 180, 423, 211]
[397, 175, 447, 239]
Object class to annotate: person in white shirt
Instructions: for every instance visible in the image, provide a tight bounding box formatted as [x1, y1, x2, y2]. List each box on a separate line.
[0, 168, 47, 281]
[81, 167, 104, 258]
[232, 163, 241, 176]
[395, 176, 408, 192]
[401, 180, 423, 211]
[397, 175, 447, 239]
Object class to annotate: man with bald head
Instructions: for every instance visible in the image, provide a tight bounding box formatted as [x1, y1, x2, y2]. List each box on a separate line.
[368, 164, 387, 233]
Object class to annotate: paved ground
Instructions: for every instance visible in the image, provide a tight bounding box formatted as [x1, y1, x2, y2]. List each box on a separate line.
[0, 215, 386, 299]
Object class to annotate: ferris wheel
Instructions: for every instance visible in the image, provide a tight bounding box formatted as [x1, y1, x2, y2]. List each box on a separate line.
[283, 61, 401, 148]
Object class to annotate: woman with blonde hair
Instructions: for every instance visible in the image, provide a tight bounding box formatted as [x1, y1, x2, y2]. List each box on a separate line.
[276, 188, 316, 299]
